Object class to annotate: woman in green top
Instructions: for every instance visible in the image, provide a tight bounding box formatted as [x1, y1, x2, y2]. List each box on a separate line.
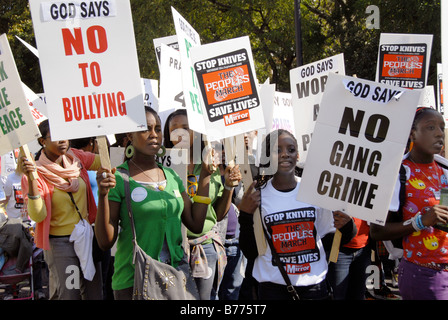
[95, 107, 215, 300]
[163, 109, 241, 300]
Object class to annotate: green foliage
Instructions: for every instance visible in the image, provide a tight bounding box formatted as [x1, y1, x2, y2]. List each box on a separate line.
[0, 0, 442, 94]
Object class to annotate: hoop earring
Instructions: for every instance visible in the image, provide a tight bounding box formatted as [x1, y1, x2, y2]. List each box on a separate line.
[125, 144, 135, 158]
[156, 145, 166, 157]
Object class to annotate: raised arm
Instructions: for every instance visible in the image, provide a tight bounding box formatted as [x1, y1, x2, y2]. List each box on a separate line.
[95, 168, 120, 250]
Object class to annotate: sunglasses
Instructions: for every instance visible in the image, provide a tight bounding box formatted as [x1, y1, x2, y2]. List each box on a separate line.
[187, 174, 198, 197]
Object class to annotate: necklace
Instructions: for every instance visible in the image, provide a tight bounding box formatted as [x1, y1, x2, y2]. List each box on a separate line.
[408, 157, 442, 200]
[130, 159, 165, 191]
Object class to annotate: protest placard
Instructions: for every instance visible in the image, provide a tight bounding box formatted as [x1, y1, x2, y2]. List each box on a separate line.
[297, 73, 423, 225]
[141, 78, 159, 111]
[290, 54, 345, 167]
[437, 63, 444, 115]
[0, 34, 41, 157]
[156, 148, 188, 187]
[158, 43, 185, 129]
[376, 33, 433, 89]
[259, 81, 275, 132]
[171, 7, 205, 134]
[29, 0, 146, 141]
[153, 35, 179, 70]
[272, 91, 295, 134]
[190, 36, 265, 140]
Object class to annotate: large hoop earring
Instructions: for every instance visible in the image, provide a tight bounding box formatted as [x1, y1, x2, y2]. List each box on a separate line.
[125, 144, 135, 159]
[156, 145, 166, 157]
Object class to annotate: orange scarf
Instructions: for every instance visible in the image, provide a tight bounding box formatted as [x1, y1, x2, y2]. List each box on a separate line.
[35, 149, 81, 192]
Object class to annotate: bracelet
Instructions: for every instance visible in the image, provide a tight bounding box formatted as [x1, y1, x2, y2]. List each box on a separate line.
[28, 193, 41, 200]
[408, 213, 426, 231]
[416, 214, 426, 230]
[224, 184, 234, 191]
[192, 195, 211, 205]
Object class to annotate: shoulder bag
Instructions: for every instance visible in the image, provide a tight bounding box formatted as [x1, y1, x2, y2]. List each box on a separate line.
[117, 167, 199, 300]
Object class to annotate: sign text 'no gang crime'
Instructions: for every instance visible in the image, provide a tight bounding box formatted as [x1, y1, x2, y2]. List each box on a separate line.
[30, 0, 145, 140]
[297, 73, 422, 225]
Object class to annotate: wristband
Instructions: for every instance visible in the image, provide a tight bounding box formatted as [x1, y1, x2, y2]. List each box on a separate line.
[416, 214, 426, 230]
[407, 213, 426, 231]
[28, 193, 41, 200]
[224, 184, 234, 191]
[192, 195, 211, 205]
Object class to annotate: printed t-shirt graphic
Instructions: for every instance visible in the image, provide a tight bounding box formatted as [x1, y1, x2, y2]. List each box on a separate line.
[264, 207, 320, 275]
[402, 159, 448, 266]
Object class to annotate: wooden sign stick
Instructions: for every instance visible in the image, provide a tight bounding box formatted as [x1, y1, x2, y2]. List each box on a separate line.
[236, 134, 267, 255]
[96, 135, 111, 171]
[329, 229, 342, 263]
[224, 136, 239, 187]
[19, 144, 38, 181]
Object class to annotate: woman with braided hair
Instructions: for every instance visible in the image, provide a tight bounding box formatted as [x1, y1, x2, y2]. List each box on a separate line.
[371, 107, 448, 300]
[238, 129, 355, 300]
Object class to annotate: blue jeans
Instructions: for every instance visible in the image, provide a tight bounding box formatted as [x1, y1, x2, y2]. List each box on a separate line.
[327, 245, 371, 300]
[218, 238, 244, 300]
[193, 242, 218, 300]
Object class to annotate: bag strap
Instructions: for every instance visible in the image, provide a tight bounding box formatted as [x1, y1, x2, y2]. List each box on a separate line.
[68, 192, 84, 221]
[116, 167, 139, 263]
[258, 186, 300, 300]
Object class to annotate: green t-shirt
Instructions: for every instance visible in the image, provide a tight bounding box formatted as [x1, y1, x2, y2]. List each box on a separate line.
[108, 162, 186, 291]
[186, 163, 223, 241]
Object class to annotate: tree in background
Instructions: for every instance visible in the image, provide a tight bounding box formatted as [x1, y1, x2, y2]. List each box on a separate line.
[0, 0, 441, 94]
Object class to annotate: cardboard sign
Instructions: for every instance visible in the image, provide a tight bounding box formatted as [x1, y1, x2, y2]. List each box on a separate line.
[190, 36, 265, 140]
[443, 2, 448, 123]
[141, 78, 159, 111]
[259, 82, 275, 133]
[158, 43, 185, 129]
[0, 34, 41, 156]
[290, 54, 345, 167]
[153, 35, 178, 70]
[171, 7, 205, 134]
[156, 148, 188, 188]
[29, 0, 146, 141]
[437, 63, 444, 115]
[272, 91, 295, 134]
[297, 73, 423, 225]
[376, 33, 433, 89]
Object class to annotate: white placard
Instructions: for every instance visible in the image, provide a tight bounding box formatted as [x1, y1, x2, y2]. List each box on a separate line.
[29, 0, 146, 141]
[153, 35, 178, 69]
[272, 91, 295, 134]
[0, 34, 41, 156]
[171, 7, 205, 134]
[259, 82, 275, 132]
[290, 54, 345, 167]
[437, 63, 444, 116]
[375, 33, 433, 89]
[190, 36, 265, 140]
[158, 43, 185, 130]
[156, 148, 188, 188]
[141, 78, 159, 111]
[297, 73, 423, 225]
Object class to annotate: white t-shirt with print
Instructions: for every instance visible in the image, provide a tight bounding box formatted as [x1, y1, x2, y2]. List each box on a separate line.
[252, 177, 335, 287]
